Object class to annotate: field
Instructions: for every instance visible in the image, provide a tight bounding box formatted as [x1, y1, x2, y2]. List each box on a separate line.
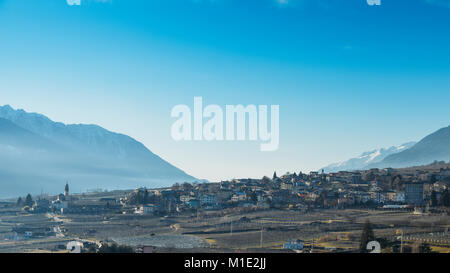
[0, 209, 72, 253]
[1, 196, 449, 253]
[172, 209, 450, 252]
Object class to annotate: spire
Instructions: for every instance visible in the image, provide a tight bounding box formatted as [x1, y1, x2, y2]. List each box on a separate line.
[64, 182, 69, 196]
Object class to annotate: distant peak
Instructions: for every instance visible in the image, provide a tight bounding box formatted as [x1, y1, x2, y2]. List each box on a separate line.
[322, 141, 416, 173]
[0, 104, 29, 114]
[0, 104, 13, 110]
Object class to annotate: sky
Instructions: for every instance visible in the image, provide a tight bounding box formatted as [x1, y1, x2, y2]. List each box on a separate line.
[1, 0, 450, 182]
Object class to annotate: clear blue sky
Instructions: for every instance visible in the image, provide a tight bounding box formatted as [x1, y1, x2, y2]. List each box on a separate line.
[1, 0, 450, 181]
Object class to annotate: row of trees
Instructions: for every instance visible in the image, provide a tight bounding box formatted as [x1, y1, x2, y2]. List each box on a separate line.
[16, 194, 33, 207]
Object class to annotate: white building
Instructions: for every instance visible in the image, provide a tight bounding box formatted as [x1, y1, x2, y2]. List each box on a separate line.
[51, 200, 68, 210]
[180, 195, 193, 203]
[200, 194, 217, 205]
[396, 191, 405, 202]
[135, 204, 154, 214]
[283, 239, 304, 250]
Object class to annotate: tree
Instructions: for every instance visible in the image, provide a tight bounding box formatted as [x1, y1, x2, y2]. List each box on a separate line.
[261, 176, 271, 185]
[430, 190, 438, 207]
[439, 189, 450, 207]
[24, 194, 33, 207]
[16, 197, 23, 207]
[359, 220, 375, 252]
[272, 171, 277, 180]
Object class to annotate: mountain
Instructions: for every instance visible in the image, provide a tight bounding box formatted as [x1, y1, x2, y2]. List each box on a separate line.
[0, 117, 59, 150]
[0, 105, 197, 198]
[321, 142, 416, 173]
[369, 126, 450, 169]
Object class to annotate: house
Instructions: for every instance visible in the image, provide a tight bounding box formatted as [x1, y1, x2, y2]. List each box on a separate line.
[51, 199, 69, 212]
[307, 191, 319, 201]
[283, 239, 304, 250]
[385, 191, 397, 202]
[271, 190, 292, 205]
[375, 192, 387, 204]
[135, 204, 154, 215]
[216, 190, 233, 203]
[281, 181, 294, 190]
[200, 194, 217, 206]
[396, 191, 405, 202]
[351, 174, 362, 184]
[232, 192, 247, 202]
[136, 245, 156, 253]
[180, 195, 193, 203]
[188, 199, 200, 208]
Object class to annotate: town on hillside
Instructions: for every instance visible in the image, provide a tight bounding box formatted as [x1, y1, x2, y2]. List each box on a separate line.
[1, 162, 449, 253]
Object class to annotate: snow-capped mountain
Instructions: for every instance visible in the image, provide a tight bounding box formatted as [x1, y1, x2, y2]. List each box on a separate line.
[370, 125, 450, 169]
[0, 105, 198, 198]
[321, 142, 416, 173]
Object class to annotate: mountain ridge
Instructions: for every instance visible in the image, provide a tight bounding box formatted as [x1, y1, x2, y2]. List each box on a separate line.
[369, 125, 450, 169]
[322, 125, 450, 172]
[0, 105, 198, 198]
[321, 142, 416, 173]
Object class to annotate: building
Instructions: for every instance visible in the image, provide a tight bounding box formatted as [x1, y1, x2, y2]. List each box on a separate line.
[64, 182, 69, 197]
[188, 199, 200, 208]
[51, 199, 68, 212]
[351, 174, 362, 184]
[136, 245, 156, 253]
[232, 192, 247, 202]
[283, 239, 304, 250]
[385, 191, 397, 202]
[281, 181, 294, 190]
[200, 194, 217, 206]
[396, 191, 405, 202]
[135, 204, 154, 214]
[180, 195, 193, 203]
[32, 199, 50, 213]
[216, 190, 233, 203]
[405, 183, 424, 204]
